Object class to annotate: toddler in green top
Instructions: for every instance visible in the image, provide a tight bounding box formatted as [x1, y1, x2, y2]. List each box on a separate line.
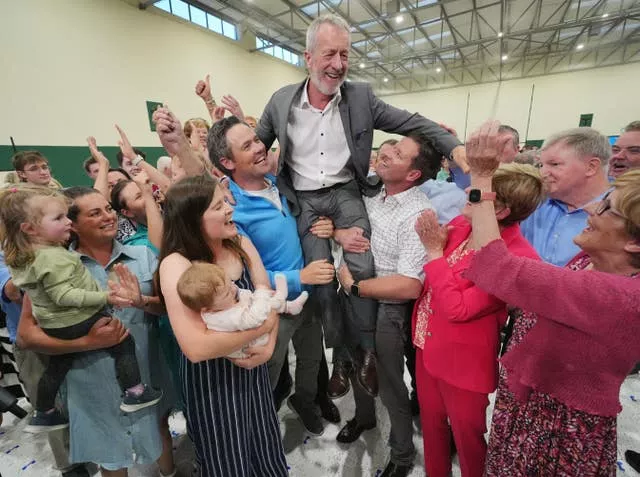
[0, 185, 162, 433]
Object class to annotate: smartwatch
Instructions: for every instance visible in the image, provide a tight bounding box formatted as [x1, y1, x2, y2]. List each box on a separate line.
[468, 189, 496, 204]
[350, 281, 360, 297]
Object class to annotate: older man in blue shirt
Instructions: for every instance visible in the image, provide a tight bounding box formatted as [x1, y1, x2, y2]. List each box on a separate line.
[521, 127, 611, 266]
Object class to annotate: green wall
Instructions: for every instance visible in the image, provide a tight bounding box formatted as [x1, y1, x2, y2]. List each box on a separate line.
[1, 145, 167, 187]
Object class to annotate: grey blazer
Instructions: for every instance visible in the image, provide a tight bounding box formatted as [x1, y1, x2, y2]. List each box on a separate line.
[256, 80, 461, 215]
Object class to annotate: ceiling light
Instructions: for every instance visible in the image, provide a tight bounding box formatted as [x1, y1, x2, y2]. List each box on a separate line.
[383, 77, 389, 83]
[498, 32, 503, 37]
[359, 62, 366, 69]
[436, 67, 442, 73]
[502, 54, 508, 61]
[602, 13, 609, 18]
[576, 43, 584, 50]
[395, 14, 403, 24]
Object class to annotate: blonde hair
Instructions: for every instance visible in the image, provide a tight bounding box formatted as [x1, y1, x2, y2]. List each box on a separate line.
[492, 163, 545, 227]
[0, 185, 69, 268]
[184, 118, 210, 138]
[177, 261, 228, 311]
[612, 170, 640, 267]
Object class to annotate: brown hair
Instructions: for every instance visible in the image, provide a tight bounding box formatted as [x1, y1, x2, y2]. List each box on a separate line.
[492, 163, 545, 227]
[184, 118, 210, 138]
[177, 262, 228, 310]
[612, 169, 640, 267]
[0, 185, 69, 268]
[83, 156, 98, 173]
[12, 151, 49, 173]
[154, 175, 249, 302]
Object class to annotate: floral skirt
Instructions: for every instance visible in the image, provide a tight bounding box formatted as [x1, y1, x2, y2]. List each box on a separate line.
[485, 367, 617, 476]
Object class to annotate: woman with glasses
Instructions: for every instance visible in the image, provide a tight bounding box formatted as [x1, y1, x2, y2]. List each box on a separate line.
[462, 121, 640, 477]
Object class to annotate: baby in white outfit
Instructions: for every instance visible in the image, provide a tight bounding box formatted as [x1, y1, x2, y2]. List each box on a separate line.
[177, 262, 309, 358]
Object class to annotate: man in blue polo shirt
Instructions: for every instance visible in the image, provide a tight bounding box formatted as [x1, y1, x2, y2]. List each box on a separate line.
[207, 116, 339, 437]
[521, 127, 611, 266]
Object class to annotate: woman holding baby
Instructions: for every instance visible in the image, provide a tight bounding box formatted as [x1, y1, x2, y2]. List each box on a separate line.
[157, 175, 288, 477]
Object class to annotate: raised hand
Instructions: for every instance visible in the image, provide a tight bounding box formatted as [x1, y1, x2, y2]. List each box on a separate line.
[415, 209, 448, 259]
[115, 124, 137, 160]
[221, 95, 245, 121]
[188, 121, 205, 152]
[87, 136, 110, 167]
[195, 74, 213, 101]
[466, 120, 508, 178]
[152, 105, 185, 157]
[112, 263, 144, 308]
[131, 169, 152, 190]
[212, 106, 226, 123]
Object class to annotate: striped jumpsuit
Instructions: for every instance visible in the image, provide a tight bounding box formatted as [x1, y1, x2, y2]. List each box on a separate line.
[179, 263, 288, 477]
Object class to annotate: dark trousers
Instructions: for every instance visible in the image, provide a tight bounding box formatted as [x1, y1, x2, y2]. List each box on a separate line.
[275, 336, 332, 403]
[37, 312, 140, 411]
[267, 301, 322, 407]
[352, 303, 416, 466]
[296, 180, 377, 349]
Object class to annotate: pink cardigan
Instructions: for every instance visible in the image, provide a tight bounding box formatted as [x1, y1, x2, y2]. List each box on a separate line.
[465, 240, 640, 416]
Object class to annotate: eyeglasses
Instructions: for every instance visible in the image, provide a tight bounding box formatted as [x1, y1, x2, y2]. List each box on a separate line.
[595, 191, 625, 219]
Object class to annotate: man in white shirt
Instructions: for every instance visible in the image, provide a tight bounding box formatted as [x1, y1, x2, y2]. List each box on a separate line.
[335, 134, 439, 477]
[256, 15, 464, 397]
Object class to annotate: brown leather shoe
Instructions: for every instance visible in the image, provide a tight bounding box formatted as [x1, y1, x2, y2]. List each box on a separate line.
[357, 349, 378, 397]
[327, 361, 353, 399]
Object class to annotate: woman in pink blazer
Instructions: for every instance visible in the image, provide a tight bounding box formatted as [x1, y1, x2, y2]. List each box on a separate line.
[412, 163, 542, 477]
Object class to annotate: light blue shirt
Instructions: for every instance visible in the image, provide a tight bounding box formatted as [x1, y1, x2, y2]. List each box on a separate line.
[449, 164, 471, 190]
[63, 241, 175, 470]
[520, 193, 606, 266]
[0, 252, 21, 343]
[419, 180, 467, 225]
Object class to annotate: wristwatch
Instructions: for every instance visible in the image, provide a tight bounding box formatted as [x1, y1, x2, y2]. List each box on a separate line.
[132, 154, 145, 167]
[350, 281, 360, 297]
[468, 189, 496, 204]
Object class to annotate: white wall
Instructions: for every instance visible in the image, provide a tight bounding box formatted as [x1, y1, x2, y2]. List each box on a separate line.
[376, 62, 639, 145]
[0, 0, 305, 147]
[1, 0, 637, 150]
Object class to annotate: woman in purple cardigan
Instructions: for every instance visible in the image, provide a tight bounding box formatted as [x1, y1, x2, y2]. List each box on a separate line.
[463, 120, 640, 477]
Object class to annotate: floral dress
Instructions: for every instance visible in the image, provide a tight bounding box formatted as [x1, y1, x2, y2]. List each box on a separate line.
[485, 253, 617, 477]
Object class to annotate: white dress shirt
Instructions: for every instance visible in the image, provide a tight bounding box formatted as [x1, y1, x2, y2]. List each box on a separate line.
[364, 186, 433, 303]
[286, 80, 353, 191]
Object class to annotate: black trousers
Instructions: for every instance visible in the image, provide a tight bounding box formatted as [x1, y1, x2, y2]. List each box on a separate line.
[36, 312, 140, 411]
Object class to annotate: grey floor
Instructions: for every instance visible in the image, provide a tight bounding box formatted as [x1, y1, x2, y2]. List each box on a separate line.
[1, 351, 639, 477]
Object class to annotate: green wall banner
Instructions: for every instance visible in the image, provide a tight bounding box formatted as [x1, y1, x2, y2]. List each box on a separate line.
[1, 145, 167, 187]
[579, 113, 594, 127]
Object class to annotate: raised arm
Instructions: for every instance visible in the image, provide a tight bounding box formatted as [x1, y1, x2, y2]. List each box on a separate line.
[159, 253, 276, 363]
[195, 74, 218, 122]
[464, 120, 640, 337]
[16, 295, 129, 355]
[131, 170, 164, 251]
[87, 136, 110, 198]
[152, 106, 205, 177]
[465, 241, 640, 338]
[370, 86, 467, 171]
